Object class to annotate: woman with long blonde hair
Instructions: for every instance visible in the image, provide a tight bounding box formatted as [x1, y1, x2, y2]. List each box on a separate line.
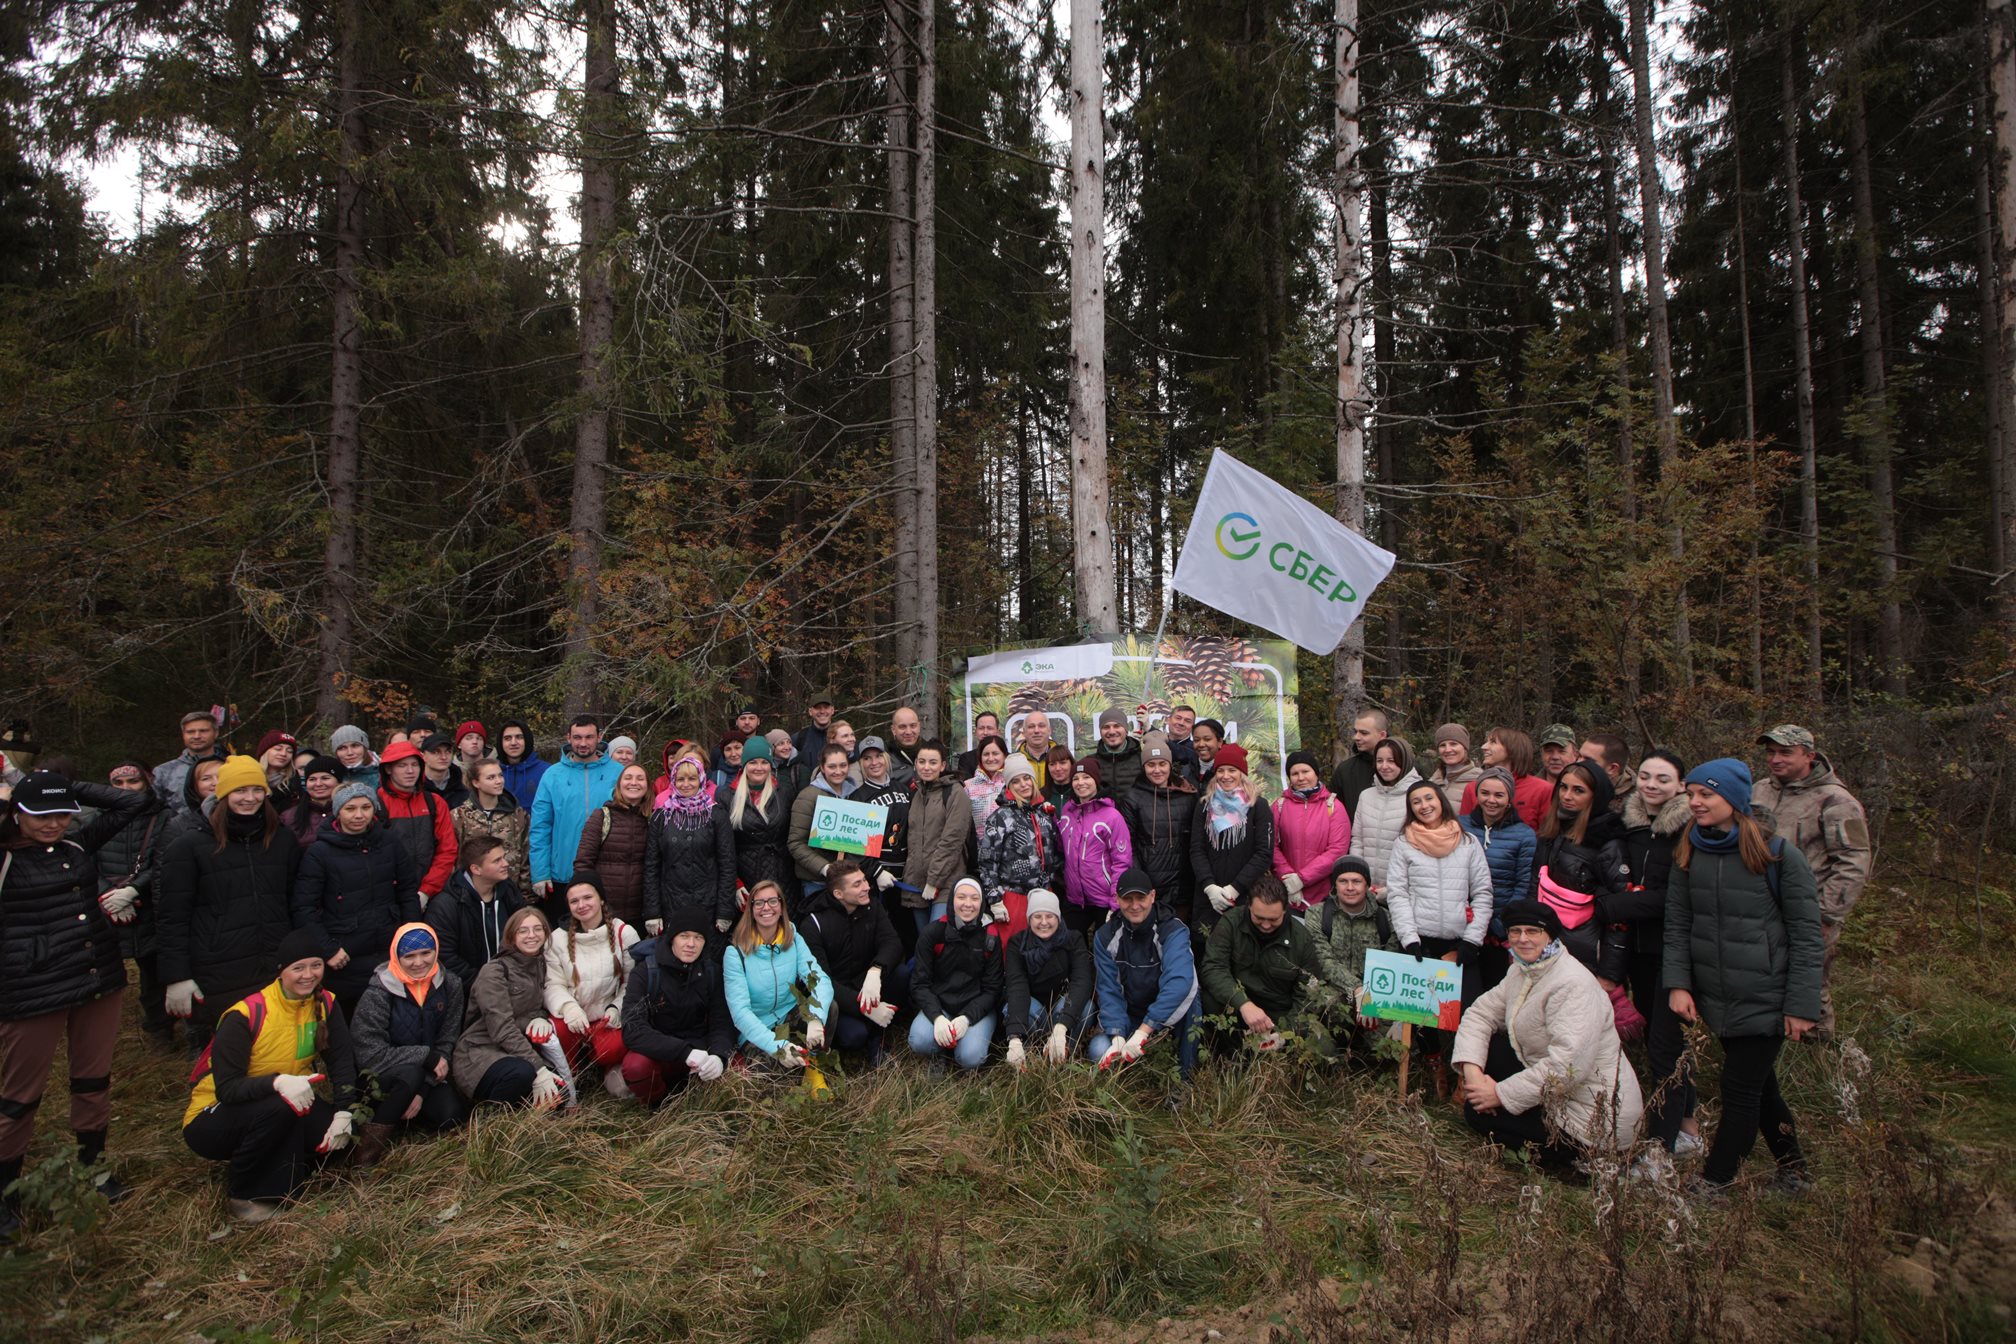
[721, 880, 832, 1071]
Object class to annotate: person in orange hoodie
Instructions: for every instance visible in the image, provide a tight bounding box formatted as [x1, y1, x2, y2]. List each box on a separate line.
[375, 741, 458, 905]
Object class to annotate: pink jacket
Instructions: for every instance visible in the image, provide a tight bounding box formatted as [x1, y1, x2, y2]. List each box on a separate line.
[1272, 786, 1352, 908]
[1057, 796, 1134, 912]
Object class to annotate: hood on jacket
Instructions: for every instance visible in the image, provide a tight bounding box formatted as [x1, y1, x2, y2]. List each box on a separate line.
[1622, 790, 1691, 836]
[317, 813, 385, 848]
[1554, 760, 1616, 819]
[1374, 736, 1417, 779]
[498, 719, 537, 767]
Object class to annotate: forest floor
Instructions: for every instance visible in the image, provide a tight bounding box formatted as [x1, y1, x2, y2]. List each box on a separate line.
[3, 834, 2013, 1344]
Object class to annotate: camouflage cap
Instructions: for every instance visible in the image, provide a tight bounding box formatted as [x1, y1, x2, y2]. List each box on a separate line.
[1537, 723, 1577, 749]
[1756, 723, 1817, 750]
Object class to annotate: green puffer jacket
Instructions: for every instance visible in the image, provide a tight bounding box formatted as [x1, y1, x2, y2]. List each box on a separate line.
[1199, 905, 1328, 1020]
[1661, 834, 1823, 1037]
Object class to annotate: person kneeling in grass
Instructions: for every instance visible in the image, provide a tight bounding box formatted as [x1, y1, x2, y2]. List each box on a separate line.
[349, 922, 467, 1166]
[451, 908, 572, 1111]
[723, 879, 833, 1074]
[1001, 889, 1094, 1069]
[182, 930, 361, 1223]
[1088, 867, 1199, 1079]
[618, 905, 738, 1105]
[1199, 872, 1336, 1057]
[909, 877, 1005, 1072]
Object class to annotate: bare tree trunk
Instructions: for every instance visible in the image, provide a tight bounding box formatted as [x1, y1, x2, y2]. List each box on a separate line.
[1370, 171, 1405, 682]
[913, 0, 939, 732]
[1731, 93, 1765, 699]
[1845, 45, 1906, 692]
[1596, 41, 1641, 708]
[1983, 104, 2007, 583]
[886, 0, 918, 687]
[1626, 0, 1692, 688]
[315, 0, 365, 730]
[1988, 0, 2016, 633]
[564, 0, 619, 718]
[1332, 0, 1369, 751]
[1068, 0, 1115, 635]
[1780, 30, 1825, 703]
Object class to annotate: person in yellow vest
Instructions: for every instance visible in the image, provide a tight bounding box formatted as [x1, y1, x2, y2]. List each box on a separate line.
[182, 929, 360, 1223]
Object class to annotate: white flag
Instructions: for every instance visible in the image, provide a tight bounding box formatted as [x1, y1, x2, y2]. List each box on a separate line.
[1171, 450, 1396, 654]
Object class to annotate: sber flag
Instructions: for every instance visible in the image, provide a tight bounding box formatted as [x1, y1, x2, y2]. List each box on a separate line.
[1171, 450, 1396, 654]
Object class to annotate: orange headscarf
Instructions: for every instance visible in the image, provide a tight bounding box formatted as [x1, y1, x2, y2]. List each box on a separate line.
[388, 921, 441, 1008]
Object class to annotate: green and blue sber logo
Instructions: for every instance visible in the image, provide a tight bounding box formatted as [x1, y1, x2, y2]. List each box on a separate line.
[1212, 512, 1359, 604]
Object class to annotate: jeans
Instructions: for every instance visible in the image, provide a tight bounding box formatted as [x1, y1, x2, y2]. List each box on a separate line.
[1703, 1034, 1804, 1185]
[828, 962, 913, 1053]
[1087, 1006, 1198, 1079]
[907, 1009, 997, 1069]
[620, 1053, 694, 1106]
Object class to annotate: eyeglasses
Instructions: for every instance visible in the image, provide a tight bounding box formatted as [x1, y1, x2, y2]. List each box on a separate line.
[750, 898, 783, 910]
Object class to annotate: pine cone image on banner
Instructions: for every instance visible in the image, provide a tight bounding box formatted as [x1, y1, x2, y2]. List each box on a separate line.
[1006, 685, 1051, 720]
[1176, 637, 1239, 702]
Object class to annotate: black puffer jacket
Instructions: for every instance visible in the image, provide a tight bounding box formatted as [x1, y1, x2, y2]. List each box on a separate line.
[727, 783, 795, 894]
[1532, 772, 1632, 981]
[643, 801, 738, 926]
[292, 817, 421, 1000]
[1618, 792, 1691, 957]
[796, 891, 902, 1024]
[0, 782, 149, 1020]
[1122, 775, 1198, 913]
[156, 810, 302, 1001]
[84, 785, 169, 959]
[621, 936, 738, 1063]
[1002, 927, 1094, 1040]
[911, 914, 1003, 1022]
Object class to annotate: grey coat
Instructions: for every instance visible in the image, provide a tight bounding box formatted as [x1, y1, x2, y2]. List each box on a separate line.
[1661, 837, 1824, 1037]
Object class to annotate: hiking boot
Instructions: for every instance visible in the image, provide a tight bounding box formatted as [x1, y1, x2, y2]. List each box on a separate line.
[1684, 1177, 1731, 1207]
[227, 1198, 282, 1224]
[352, 1122, 395, 1170]
[90, 1170, 133, 1205]
[1772, 1164, 1814, 1197]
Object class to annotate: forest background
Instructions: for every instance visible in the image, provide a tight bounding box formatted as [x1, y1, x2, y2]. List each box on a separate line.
[3, 0, 2015, 837]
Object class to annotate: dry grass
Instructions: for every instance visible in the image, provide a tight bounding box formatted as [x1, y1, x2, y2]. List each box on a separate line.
[5, 843, 2013, 1343]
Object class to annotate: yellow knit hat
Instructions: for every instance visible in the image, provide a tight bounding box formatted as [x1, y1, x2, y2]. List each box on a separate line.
[213, 754, 269, 797]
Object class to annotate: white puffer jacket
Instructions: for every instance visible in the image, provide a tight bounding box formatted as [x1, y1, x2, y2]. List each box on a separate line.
[1451, 947, 1644, 1149]
[1350, 769, 1421, 885]
[1385, 831, 1493, 947]
[543, 919, 640, 1023]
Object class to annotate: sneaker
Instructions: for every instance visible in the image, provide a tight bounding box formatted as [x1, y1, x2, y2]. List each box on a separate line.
[1683, 1177, 1730, 1206]
[1771, 1165, 1814, 1196]
[927, 1058, 948, 1080]
[227, 1198, 281, 1224]
[1629, 1150, 1676, 1185]
[1673, 1130, 1704, 1157]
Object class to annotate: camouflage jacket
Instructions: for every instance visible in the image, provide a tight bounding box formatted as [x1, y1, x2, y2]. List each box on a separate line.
[1753, 755, 1871, 924]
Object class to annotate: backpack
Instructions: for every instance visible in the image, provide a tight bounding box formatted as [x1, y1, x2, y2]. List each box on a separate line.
[186, 988, 334, 1085]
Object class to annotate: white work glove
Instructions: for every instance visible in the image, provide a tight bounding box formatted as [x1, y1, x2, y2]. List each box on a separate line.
[417, 891, 433, 912]
[715, 919, 733, 934]
[1098, 1037, 1128, 1070]
[165, 979, 204, 1018]
[601, 1005, 622, 1029]
[534, 880, 553, 897]
[98, 886, 140, 923]
[646, 919, 664, 937]
[806, 1020, 826, 1051]
[875, 869, 897, 891]
[272, 1072, 322, 1115]
[984, 900, 1010, 925]
[1005, 1037, 1026, 1069]
[1207, 885, 1236, 914]
[317, 1110, 354, 1153]
[820, 863, 831, 877]
[775, 1041, 811, 1068]
[686, 1048, 708, 1072]
[1282, 873, 1304, 898]
[950, 1015, 970, 1043]
[1121, 1024, 1151, 1061]
[1256, 1031, 1286, 1051]
[530, 1067, 562, 1109]
[858, 967, 884, 1014]
[694, 1053, 725, 1082]
[923, 883, 938, 904]
[867, 1002, 896, 1027]
[561, 1004, 590, 1035]
[525, 1017, 555, 1044]
[1045, 1022, 1069, 1064]
[932, 1015, 956, 1049]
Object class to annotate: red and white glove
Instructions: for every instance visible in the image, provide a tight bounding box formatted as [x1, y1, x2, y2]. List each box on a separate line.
[273, 1072, 323, 1115]
[858, 967, 884, 1015]
[98, 886, 140, 923]
[1121, 1024, 1151, 1061]
[525, 1017, 555, 1044]
[932, 1016, 956, 1049]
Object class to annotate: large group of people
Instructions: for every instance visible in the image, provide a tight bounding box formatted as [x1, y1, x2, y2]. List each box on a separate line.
[0, 697, 1868, 1232]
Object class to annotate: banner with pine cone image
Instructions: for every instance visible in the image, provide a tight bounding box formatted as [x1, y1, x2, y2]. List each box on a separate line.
[953, 634, 1299, 789]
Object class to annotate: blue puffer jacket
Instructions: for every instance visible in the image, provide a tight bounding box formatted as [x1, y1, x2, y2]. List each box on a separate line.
[722, 934, 832, 1059]
[1460, 809, 1537, 936]
[1091, 904, 1198, 1035]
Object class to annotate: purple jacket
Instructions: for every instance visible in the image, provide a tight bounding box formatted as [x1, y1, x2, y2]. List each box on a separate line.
[1058, 796, 1134, 912]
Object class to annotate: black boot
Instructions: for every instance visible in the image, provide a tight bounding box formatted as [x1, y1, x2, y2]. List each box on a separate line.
[74, 1130, 130, 1204]
[0, 1156, 21, 1242]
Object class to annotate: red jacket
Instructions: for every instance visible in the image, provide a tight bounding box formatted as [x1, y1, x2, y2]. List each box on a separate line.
[378, 781, 459, 896]
[1459, 773, 1555, 832]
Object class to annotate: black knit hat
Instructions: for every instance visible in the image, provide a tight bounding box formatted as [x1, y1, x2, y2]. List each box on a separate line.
[1495, 899, 1562, 941]
[664, 904, 713, 939]
[275, 928, 327, 970]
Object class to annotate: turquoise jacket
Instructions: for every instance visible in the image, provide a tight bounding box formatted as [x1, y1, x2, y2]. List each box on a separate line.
[528, 752, 625, 887]
[723, 934, 833, 1058]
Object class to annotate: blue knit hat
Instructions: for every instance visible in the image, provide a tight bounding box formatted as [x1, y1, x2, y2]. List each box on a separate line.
[1684, 758, 1753, 816]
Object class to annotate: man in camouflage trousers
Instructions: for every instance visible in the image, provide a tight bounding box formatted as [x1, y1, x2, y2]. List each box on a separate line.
[1754, 724, 1871, 1039]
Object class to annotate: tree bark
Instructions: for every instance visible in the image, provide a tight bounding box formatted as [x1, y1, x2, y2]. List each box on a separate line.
[1988, 0, 2016, 633]
[1731, 87, 1765, 699]
[1626, 0, 1692, 688]
[1780, 30, 1825, 703]
[913, 0, 939, 733]
[1845, 40, 1906, 692]
[1332, 0, 1370, 752]
[1370, 170, 1405, 682]
[564, 0, 619, 718]
[1068, 0, 1115, 635]
[315, 0, 366, 730]
[1595, 41, 1641, 709]
[886, 0, 918, 689]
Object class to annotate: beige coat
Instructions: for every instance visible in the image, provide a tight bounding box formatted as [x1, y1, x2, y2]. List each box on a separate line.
[543, 919, 640, 1023]
[1752, 755, 1871, 924]
[1452, 947, 1643, 1150]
